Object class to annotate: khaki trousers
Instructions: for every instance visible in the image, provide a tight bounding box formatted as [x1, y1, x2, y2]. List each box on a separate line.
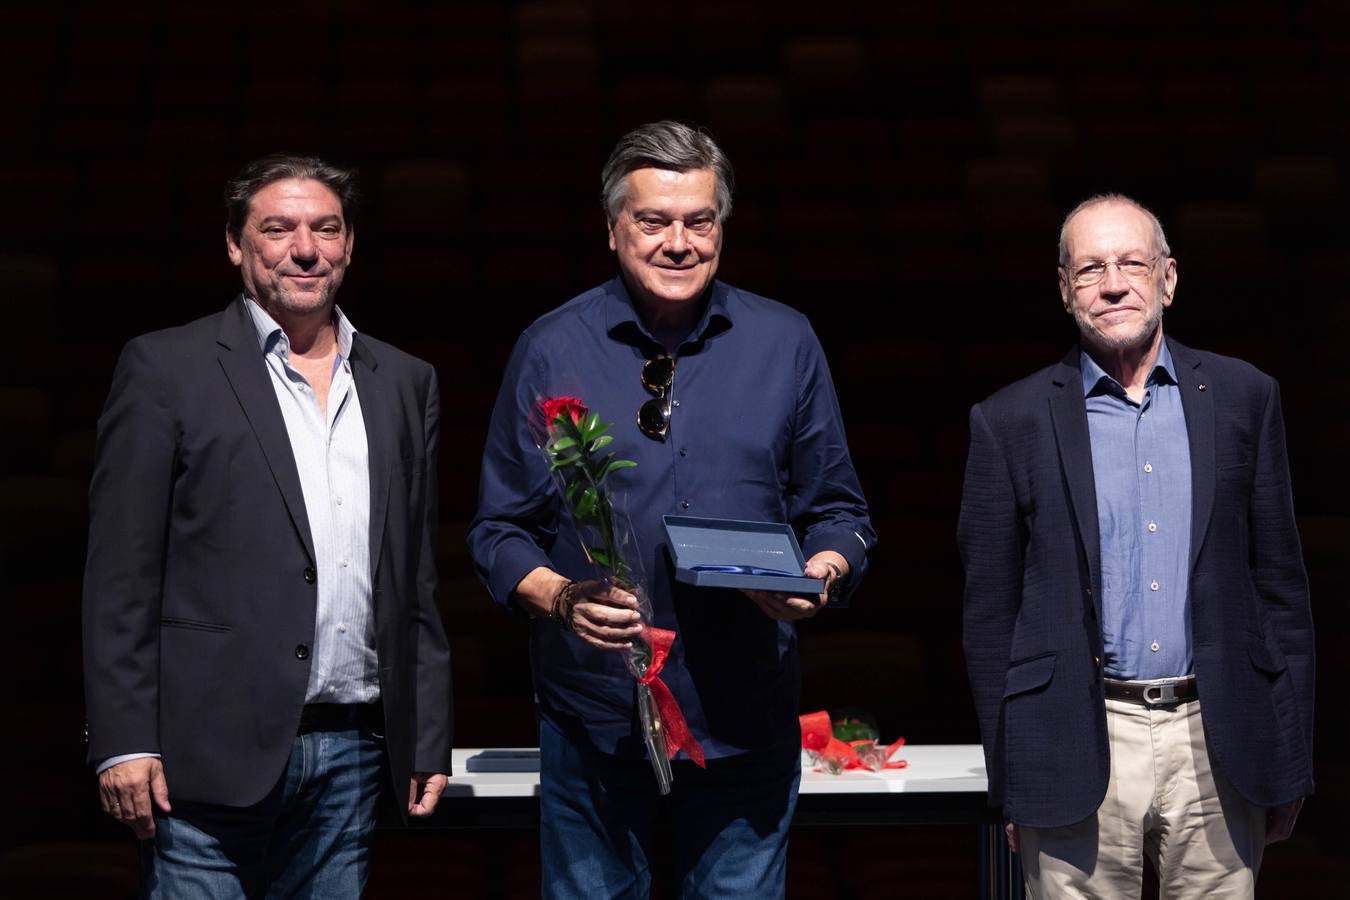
[1020, 697, 1266, 899]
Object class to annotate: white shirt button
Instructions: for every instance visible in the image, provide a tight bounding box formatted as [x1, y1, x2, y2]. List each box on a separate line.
[1143, 463, 1153, 473]
[1150, 641, 1160, 652]
[338, 623, 347, 633]
[1148, 522, 1158, 533]
[1150, 580, 1160, 591]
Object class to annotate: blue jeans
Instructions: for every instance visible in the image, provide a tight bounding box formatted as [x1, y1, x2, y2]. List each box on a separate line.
[539, 718, 800, 899]
[140, 726, 384, 899]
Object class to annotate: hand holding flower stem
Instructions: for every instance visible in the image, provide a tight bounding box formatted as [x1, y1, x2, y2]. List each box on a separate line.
[539, 396, 702, 789]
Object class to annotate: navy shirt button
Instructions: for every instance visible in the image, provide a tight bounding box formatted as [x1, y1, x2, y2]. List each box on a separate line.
[679, 447, 688, 456]
[303, 566, 316, 584]
[295, 644, 310, 660]
[681, 500, 690, 509]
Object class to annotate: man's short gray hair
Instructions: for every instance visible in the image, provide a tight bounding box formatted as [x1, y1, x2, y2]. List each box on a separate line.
[600, 121, 734, 224]
[1057, 193, 1171, 266]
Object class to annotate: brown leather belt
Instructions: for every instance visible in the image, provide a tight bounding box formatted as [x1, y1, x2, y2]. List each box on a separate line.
[298, 702, 382, 735]
[1104, 676, 1197, 708]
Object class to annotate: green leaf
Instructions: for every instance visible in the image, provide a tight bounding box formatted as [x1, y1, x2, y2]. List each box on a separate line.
[603, 458, 638, 478]
[590, 435, 613, 452]
[557, 417, 584, 443]
[551, 436, 578, 451]
[590, 547, 611, 568]
[575, 486, 597, 519]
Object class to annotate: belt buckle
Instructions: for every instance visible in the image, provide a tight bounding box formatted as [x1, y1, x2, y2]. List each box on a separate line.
[1142, 681, 1181, 709]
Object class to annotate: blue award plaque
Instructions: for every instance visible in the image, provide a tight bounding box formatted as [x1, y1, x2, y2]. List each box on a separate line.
[662, 515, 826, 595]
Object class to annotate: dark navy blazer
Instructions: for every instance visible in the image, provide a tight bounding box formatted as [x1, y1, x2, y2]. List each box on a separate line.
[958, 336, 1314, 827]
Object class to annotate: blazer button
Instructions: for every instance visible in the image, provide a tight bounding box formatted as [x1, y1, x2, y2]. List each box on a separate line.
[295, 644, 310, 660]
[303, 567, 316, 584]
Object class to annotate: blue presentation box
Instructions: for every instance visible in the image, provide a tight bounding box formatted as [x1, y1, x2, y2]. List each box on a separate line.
[662, 515, 826, 595]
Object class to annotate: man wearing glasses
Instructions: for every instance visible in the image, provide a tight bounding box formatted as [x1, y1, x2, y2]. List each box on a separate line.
[959, 194, 1313, 896]
[469, 121, 874, 898]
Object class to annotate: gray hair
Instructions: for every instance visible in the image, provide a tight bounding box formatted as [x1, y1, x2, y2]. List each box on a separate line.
[1057, 193, 1171, 267]
[225, 154, 359, 241]
[600, 121, 734, 224]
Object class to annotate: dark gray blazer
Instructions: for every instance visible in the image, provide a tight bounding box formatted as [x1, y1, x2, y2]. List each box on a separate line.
[83, 297, 452, 815]
[959, 336, 1314, 827]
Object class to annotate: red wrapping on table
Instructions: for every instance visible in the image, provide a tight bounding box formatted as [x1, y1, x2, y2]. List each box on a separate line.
[799, 710, 908, 771]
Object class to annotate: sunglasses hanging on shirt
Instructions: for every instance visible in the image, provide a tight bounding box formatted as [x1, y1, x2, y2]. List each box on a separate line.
[638, 355, 675, 441]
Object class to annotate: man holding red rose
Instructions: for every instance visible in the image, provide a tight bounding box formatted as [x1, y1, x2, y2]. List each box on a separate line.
[470, 121, 875, 898]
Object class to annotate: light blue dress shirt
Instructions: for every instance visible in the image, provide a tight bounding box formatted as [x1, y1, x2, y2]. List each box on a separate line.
[245, 298, 377, 705]
[1082, 341, 1193, 680]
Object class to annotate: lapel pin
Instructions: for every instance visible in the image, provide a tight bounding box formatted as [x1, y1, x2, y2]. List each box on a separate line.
[1197, 383, 1207, 391]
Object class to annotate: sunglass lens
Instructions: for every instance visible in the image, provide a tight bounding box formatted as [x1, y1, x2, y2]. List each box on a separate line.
[642, 357, 675, 393]
[638, 397, 669, 438]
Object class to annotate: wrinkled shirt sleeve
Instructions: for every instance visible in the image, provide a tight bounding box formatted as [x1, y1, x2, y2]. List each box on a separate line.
[468, 333, 560, 607]
[789, 328, 876, 598]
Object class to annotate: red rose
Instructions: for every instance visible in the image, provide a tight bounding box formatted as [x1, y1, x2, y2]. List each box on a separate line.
[541, 396, 588, 429]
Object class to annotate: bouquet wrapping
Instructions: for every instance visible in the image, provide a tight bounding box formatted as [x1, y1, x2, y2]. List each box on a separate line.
[535, 396, 705, 793]
[799, 710, 907, 774]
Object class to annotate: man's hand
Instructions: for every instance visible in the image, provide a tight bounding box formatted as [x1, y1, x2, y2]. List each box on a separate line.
[99, 757, 171, 839]
[1005, 822, 1020, 853]
[1265, 798, 1303, 844]
[513, 567, 643, 650]
[742, 552, 847, 622]
[408, 772, 449, 817]
[566, 579, 644, 650]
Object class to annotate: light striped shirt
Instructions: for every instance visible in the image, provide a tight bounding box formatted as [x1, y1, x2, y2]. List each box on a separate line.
[245, 297, 379, 705]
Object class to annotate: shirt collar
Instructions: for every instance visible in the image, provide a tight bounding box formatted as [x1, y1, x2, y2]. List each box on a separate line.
[242, 295, 358, 362]
[1080, 338, 1178, 398]
[602, 276, 733, 351]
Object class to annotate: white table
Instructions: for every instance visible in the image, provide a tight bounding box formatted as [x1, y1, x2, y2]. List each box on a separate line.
[436, 746, 1022, 898]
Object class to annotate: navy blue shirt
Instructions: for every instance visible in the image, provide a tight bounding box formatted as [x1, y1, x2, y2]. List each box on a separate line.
[469, 277, 875, 758]
[1082, 342, 1193, 680]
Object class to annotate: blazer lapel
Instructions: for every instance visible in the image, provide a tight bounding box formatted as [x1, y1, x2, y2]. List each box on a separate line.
[1169, 338, 1216, 573]
[1048, 349, 1103, 616]
[216, 296, 316, 564]
[350, 334, 393, 580]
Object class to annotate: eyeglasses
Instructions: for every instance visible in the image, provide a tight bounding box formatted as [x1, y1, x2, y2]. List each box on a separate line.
[638, 355, 674, 441]
[1064, 255, 1162, 287]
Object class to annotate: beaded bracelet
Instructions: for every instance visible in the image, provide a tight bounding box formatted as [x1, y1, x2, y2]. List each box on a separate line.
[550, 580, 579, 633]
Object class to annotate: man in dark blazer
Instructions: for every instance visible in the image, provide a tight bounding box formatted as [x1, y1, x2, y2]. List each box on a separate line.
[83, 155, 452, 898]
[959, 194, 1313, 897]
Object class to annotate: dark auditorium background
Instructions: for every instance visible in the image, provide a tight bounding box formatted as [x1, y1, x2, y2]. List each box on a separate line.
[1, 1, 1346, 897]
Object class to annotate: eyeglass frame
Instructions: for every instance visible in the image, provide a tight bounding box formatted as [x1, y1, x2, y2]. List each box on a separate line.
[1061, 253, 1165, 288]
[637, 355, 675, 441]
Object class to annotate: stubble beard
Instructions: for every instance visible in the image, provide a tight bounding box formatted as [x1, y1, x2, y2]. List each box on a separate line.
[263, 275, 341, 320]
[1074, 274, 1167, 353]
